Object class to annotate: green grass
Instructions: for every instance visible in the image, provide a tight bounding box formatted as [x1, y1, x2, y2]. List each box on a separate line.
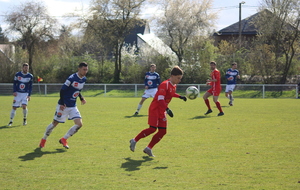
[0, 96, 299, 189]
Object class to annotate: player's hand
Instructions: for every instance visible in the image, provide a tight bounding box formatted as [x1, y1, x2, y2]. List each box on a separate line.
[81, 99, 86, 105]
[13, 92, 17, 96]
[166, 108, 174, 117]
[27, 96, 31, 101]
[59, 104, 66, 111]
[179, 96, 187, 101]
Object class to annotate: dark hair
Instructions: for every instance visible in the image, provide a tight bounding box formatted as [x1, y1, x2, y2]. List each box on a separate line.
[23, 63, 29, 67]
[171, 66, 183, 76]
[78, 62, 88, 68]
[232, 62, 237, 66]
[210, 61, 216, 65]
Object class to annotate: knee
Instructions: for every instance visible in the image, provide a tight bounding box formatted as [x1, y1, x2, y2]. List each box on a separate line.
[158, 128, 167, 136]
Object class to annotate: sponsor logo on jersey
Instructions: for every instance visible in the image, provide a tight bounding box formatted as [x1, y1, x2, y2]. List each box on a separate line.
[147, 80, 153, 86]
[72, 91, 80, 98]
[74, 82, 78, 87]
[18, 76, 22, 81]
[19, 83, 25, 90]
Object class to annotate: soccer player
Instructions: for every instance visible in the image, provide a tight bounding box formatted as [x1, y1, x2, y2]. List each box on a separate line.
[8, 63, 33, 126]
[225, 62, 240, 106]
[129, 66, 187, 157]
[39, 62, 88, 149]
[203, 61, 224, 116]
[134, 64, 160, 115]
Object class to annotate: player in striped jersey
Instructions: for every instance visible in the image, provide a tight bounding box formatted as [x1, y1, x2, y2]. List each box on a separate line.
[225, 62, 240, 106]
[8, 63, 33, 126]
[39, 62, 88, 149]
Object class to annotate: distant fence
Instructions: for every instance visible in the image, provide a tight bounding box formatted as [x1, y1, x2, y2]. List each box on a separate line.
[0, 83, 298, 99]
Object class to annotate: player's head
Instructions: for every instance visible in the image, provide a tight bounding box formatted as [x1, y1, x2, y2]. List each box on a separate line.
[150, 64, 156, 72]
[170, 66, 183, 85]
[22, 63, 29, 73]
[78, 62, 88, 77]
[232, 62, 237, 69]
[210, 61, 216, 70]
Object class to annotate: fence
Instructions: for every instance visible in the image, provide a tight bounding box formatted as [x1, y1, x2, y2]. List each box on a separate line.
[0, 83, 298, 98]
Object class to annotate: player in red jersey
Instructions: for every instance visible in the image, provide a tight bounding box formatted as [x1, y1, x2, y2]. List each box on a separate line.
[129, 66, 187, 157]
[203, 61, 224, 116]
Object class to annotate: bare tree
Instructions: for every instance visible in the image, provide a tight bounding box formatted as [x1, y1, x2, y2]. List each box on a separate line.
[4, 1, 57, 75]
[86, 0, 146, 83]
[255, 0, 300, 84]
[152, 0, 217, 65]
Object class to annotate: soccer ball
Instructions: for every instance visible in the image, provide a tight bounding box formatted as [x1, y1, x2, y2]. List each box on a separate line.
[185, 86, 199, 100]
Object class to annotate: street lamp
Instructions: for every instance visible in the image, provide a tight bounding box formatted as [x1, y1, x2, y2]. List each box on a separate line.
[239, 1, 245, 47]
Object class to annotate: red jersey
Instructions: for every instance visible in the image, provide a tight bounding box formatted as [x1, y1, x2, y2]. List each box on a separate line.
[210, 69, 221, 91]
[148, 79, 180, 127]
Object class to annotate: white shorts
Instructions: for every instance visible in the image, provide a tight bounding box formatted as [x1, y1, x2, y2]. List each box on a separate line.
[12, 92, 29, 107]
[142, 88, 158, 98]
[53, 104, 81, 123]
[225, 85, 236, 93]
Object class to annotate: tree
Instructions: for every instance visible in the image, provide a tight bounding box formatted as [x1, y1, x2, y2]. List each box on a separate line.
[86, 0, 146, 83]
[152, 0, 216, 65]
[254, 0, 300, 84]
[4, 1, 57, 75]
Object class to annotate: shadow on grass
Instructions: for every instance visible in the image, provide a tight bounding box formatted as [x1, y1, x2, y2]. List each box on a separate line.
[124, 115, 148, 118]
[190, 115, 209, 120]
[18, 148, 66, 161]
[0, 125, 21, 130]
[121, 156, 154, 171]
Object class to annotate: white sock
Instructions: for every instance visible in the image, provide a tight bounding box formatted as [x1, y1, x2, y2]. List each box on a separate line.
[137, 104, 142, 111]
[23, 108, 28, 119]
[229, 95, 233, 101]
[43, 123, 56, 139]
[64, 125, 81, 139]
[10, 109, 16, 122]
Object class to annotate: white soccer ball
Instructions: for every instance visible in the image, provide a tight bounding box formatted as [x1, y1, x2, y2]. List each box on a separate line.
[185, 86, 199, 100]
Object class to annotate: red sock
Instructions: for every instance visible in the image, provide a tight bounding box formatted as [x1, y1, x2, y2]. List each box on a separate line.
[204, 99, 211, 110]
[215, 101, 223, 112]
[134, 127, 157, 142]
[148, 128, 167, 149]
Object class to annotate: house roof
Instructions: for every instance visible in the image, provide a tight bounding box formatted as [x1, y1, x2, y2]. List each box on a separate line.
[137, 33, 178, 62]
[213, 10, 270, 36]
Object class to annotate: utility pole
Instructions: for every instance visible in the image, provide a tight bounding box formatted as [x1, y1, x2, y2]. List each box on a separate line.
[239, 1, 245, 48]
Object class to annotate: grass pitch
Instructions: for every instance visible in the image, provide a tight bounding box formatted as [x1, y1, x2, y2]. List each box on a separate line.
[0, 96, 299, 189]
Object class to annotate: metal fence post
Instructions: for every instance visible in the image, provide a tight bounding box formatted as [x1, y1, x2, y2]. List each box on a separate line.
[262, 85, 265, 98]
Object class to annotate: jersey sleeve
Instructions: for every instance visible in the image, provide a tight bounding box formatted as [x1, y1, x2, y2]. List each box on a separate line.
[156, 82, 168, 110]
[28, 75, 33, 96]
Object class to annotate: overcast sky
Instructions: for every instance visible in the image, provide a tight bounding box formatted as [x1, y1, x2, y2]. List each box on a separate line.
[0, 0, 261, 37]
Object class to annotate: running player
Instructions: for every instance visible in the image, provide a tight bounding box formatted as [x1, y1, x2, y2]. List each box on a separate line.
[134, 64, 160, 115]
[8, 63, 33, 126]
[39, 62, 88, 149]
[225, 62, 240, 106]
[129, 66, 187, 157]
[203, 61, 224, 116]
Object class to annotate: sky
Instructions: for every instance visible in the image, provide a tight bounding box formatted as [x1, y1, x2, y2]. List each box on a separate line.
[0, 0, 261, 38]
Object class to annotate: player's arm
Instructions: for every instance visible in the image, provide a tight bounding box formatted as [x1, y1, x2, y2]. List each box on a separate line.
[78, 93, 86, 105]
[144, 73, 149, 89]
[28, 76, 33, 97]
[173, 93, 187, 101]
[13, 75, 18, 95]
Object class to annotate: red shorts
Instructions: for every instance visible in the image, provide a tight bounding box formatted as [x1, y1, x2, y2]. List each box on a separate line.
[148, 109, 167, 128]
[207, 88, 221, 96]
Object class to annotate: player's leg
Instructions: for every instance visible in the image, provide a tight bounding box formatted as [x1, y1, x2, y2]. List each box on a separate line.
[59, 107, 82, 149]
[8, 93, 23, 126]
[203, 91, 212, 115]
[135, 97, 147, 115]
[22, 104, 28, 125]
[213, 95, 224, 116]
[8, 106, 17, 126]
[144, 117, 167, 157]
[130, 126, 157, 152]
[39, 120, 59, 148]
[39, 104, 66, 148]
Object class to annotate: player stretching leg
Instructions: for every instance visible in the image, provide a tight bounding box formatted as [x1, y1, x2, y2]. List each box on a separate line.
[203, 61, 224, 116]
[130, 66, 187, 157]
[8, 63, 33, 126]
[39, 62, 88, 149]
[225, 62, 240, 106]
